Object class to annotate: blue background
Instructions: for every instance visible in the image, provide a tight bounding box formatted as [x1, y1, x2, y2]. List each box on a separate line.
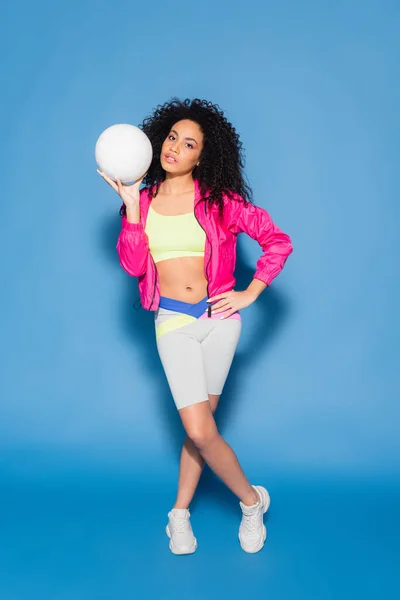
[1, 0, 399, 598]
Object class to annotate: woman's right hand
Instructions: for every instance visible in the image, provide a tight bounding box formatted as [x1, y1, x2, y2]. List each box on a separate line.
[97, 169, 147, 207]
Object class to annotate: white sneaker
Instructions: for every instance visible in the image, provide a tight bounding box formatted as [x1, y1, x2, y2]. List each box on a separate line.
[165, 507, 198, 555]
[238, 485, 271, 553]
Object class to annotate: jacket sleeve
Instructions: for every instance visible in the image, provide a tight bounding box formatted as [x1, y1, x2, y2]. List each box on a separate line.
[116, 215, 150, 277]
[226, 196, 293, 286]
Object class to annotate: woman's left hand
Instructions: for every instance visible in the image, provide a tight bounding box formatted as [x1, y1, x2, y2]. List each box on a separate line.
[207, 290, 256, 319]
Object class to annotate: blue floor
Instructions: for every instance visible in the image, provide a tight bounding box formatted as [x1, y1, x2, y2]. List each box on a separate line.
[0, 467, 399, 600]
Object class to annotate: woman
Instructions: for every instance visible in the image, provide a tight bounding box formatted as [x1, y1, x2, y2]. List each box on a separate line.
[97, 98, 293, 555]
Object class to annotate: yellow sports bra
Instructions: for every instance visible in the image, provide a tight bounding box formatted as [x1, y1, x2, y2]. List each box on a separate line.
[145, 205, 206, 263]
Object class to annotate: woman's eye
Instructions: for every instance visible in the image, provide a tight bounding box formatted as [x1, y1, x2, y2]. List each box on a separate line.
[186, 143, 193, 149]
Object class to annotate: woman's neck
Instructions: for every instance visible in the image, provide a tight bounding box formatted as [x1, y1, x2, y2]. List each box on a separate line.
[160, 173, 195, 196]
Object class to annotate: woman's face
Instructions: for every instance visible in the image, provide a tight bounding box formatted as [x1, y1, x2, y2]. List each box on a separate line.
[160, 119, 204, 175]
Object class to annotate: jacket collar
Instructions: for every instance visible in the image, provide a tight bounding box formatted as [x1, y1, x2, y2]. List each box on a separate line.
[194, 178, 210, 207]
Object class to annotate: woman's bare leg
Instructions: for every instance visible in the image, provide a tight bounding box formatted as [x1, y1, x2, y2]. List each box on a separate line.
[176, 400, 259, 508]
[173, 394, 219, 509]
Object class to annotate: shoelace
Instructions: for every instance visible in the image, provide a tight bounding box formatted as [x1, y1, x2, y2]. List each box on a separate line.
[241, 511, 262, 534]
[173, 515, 191, 534]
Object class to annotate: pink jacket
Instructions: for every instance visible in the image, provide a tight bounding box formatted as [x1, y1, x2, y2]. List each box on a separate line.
[116, 178, 293, 311]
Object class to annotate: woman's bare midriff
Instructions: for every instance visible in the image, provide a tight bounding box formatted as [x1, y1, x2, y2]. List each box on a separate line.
[156, 256, 208, 303]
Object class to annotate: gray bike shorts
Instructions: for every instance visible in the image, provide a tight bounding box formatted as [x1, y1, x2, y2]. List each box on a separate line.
[154, 306, 242, 411]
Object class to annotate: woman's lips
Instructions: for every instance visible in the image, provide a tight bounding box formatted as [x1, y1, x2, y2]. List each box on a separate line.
[164, 154, 177, 163]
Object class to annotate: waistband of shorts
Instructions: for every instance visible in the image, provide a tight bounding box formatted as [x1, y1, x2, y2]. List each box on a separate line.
[158, 296, 209, 318]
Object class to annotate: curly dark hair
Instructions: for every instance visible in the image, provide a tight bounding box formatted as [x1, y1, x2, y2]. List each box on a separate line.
[119, 97, 253, 219]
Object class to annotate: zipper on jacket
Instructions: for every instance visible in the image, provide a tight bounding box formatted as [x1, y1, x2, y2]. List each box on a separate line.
[150, 255, 158, 310]
[142, 195, 158, 311]
[194, 200, 212, 318]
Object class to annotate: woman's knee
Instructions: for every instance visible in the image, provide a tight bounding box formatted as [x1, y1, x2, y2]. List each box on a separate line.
[188, 426, 219, 450]
[181, 407, 219, 450]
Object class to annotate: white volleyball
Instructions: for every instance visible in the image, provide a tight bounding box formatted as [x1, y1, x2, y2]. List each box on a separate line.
[95, 123, 153, 183]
